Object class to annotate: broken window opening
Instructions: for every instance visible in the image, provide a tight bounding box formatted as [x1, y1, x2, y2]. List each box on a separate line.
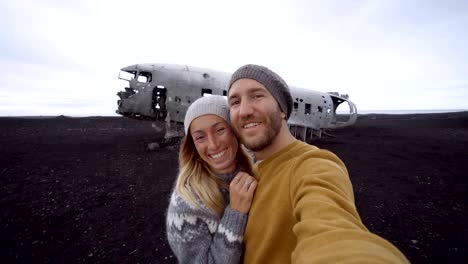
[119, 71, 135, 81]
[293, 102, 298, 112]
[202, 88, 212, 97]
[223, 90, 227, 96]
[318, 106, 323, 113]
[138, 76, 147, 83]
[137, 71, 152, 83]
[305, 103, 311, 115]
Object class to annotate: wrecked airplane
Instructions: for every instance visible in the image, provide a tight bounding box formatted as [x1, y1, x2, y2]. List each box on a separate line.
[116, 63, 357, 142]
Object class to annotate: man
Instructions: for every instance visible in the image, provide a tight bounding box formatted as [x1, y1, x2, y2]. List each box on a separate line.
[227, 64, 408, 263]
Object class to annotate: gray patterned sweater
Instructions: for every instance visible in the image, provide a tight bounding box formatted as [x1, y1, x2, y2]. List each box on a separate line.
[166, 171, 248, 264]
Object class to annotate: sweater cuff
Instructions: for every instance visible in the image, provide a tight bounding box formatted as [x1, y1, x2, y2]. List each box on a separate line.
[221, 206, 248, 236]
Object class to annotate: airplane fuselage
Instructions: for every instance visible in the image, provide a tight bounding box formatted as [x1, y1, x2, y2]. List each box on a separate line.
[116, 63, 357, 140]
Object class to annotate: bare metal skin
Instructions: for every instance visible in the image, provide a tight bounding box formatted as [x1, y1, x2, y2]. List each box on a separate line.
[116, 63, 357, 142]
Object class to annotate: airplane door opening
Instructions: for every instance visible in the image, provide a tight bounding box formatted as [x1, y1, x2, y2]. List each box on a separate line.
[152, 86, 167, 120]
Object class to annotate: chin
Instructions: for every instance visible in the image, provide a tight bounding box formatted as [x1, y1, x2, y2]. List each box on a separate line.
[211, 162, 235, 174]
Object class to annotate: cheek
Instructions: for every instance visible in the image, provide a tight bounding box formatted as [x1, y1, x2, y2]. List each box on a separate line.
[257, 99, 275, 113]
[227, 132, 239, 154]
[264, 104, 279, 120]
[194, 143, 206, 158]
[230, 111, 239, 124]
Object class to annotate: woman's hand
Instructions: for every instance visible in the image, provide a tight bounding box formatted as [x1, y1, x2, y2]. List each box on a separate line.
[229, 172, 257, 214]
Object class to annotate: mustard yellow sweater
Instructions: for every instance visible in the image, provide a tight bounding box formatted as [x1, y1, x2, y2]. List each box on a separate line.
[243, 141, 408, 264]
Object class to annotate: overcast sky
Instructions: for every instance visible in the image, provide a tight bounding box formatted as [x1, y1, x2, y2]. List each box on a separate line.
[0, 0, 467, 116]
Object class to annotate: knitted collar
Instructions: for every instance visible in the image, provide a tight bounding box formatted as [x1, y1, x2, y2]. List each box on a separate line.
[215, 165, 241, 183]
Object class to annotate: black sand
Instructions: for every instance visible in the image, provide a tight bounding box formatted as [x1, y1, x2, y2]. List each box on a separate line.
[1, 113, 467, 263]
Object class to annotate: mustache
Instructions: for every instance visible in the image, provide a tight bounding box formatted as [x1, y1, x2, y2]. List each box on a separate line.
[237, 115, 263, 126]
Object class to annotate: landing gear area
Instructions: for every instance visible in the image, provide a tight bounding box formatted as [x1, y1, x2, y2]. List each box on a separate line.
[289, 125, 325, 142]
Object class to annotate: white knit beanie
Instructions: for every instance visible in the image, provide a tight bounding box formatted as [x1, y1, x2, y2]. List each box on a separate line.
[184, 95, 230, 135]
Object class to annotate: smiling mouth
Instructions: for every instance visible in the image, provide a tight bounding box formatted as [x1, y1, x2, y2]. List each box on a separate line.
[243, 122, 260, 129]
[209, 150, 226, 159]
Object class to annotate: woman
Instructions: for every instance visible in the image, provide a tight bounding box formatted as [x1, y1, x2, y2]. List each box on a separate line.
[166, 95, 257, 263]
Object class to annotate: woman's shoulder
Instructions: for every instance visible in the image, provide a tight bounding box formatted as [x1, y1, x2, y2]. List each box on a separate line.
[168, 190, 213, 216]
[168, 191, 194, 210]
[167, 190, 219, 234]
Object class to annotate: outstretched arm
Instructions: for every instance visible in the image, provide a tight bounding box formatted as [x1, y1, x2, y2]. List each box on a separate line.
[290, 150, 409, 263]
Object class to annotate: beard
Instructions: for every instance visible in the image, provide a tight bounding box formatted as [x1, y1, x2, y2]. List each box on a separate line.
[234, 107, 283, 152]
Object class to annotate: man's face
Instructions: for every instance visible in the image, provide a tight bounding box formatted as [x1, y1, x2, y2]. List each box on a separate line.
[228, 79, 284, 151]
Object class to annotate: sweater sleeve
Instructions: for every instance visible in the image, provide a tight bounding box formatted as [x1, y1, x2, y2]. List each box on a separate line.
[289, 150, 409, 264]
[166, 192, 248, 264]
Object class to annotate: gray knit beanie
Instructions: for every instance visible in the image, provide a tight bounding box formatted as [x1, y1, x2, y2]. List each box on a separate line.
[184, 95, 230, 135]
[228, 64, 293, 120]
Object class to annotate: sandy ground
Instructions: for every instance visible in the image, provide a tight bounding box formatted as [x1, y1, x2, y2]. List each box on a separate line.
[0, 112, 467, 263]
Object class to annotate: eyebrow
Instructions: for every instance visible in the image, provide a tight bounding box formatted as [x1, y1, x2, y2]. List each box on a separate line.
[191, 121, 224, 134]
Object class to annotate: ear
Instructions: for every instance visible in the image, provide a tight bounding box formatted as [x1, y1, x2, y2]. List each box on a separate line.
[281, 112, 286, 119]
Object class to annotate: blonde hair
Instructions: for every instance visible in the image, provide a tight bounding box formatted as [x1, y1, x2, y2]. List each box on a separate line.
[175, 133, 253, 216]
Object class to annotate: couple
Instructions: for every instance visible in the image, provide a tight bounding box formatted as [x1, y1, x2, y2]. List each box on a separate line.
[166, 64, 408, 263]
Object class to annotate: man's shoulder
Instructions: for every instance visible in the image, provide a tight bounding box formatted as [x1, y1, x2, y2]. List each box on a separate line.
[290, 142, 347, 173]
[288, 143, 353, 199]
[260, 141, 345, 173]
[293, 141, 341, 161]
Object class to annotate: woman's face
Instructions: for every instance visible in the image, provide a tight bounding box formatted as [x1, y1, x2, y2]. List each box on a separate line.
[190, 114, 238, 174]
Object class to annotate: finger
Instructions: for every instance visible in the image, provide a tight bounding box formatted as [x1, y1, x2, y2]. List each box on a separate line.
[244, 178, 256, 192]
[233, 172, 245, 183]
[230, 173, 243, 188]
[243, 179, 253, 189]
[247, 180, 257, 195]
[232, 174, 247, 187]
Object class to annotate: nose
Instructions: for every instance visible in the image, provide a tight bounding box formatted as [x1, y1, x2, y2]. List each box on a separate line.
[207, 134, 220, 150]
[238, 99, 254, 118]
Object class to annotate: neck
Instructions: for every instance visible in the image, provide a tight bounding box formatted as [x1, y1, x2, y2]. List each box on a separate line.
[213, 163, 237, 175]
[213, 164, 240, 182]
[254, 121, 296, 161]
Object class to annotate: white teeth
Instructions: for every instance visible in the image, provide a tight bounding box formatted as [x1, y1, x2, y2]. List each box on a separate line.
[244, 122, 259, 129]
[210, 150, 226, 159]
